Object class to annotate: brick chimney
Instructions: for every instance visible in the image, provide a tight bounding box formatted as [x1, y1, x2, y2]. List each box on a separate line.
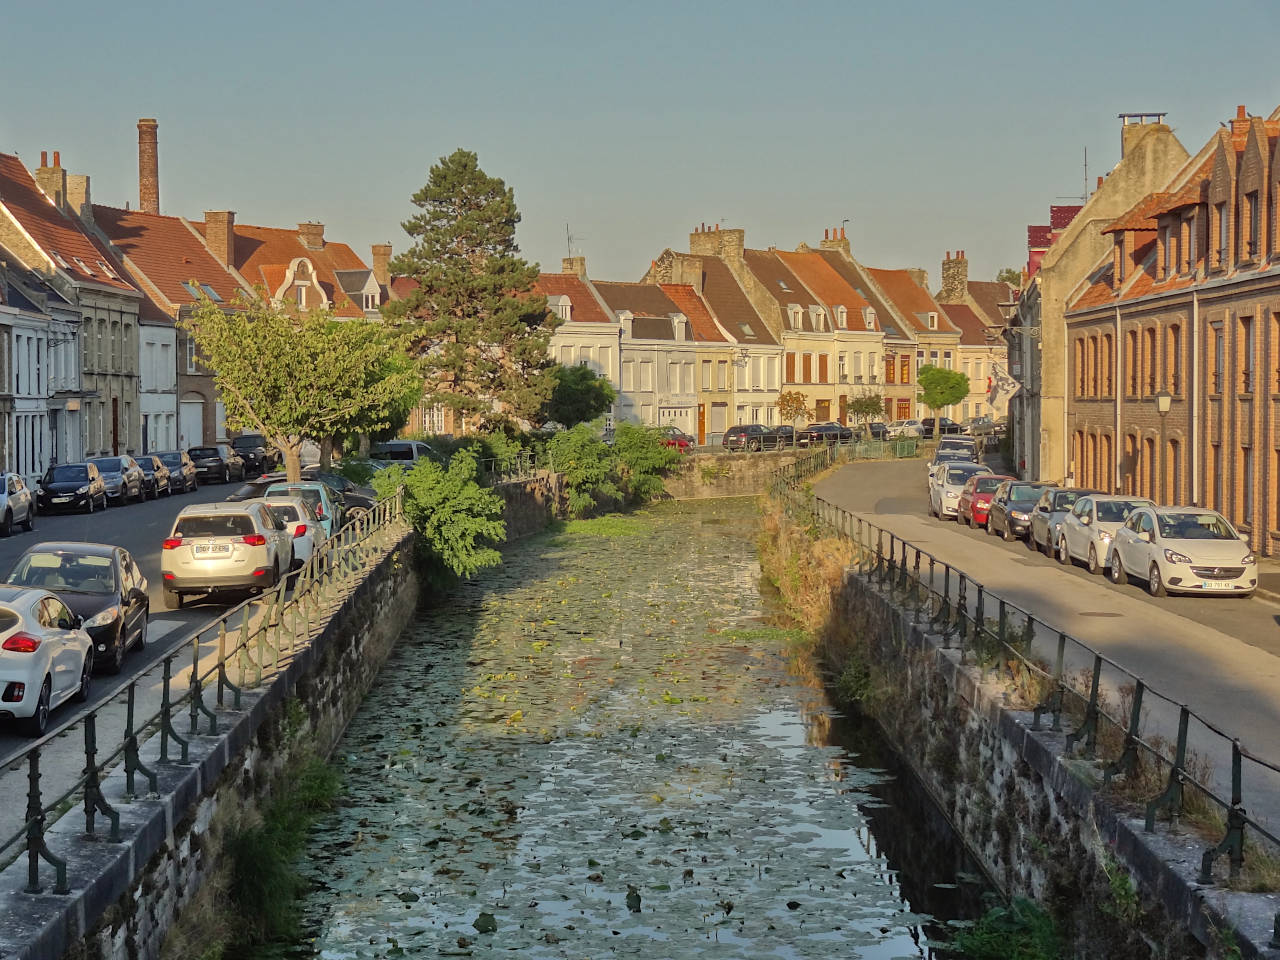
[298, 222, 325, 251]
[66, 174, 92, 227]
[562, 256, 587, 277]
[138, 118, 159, 214]
[35, 151, 67, 210]
[819, 225, 851, 257]
[689, 224, 745, 265]
[939, 249, 968, 303]
[205, 210, 236, 267]
[371, 243, 392, 286]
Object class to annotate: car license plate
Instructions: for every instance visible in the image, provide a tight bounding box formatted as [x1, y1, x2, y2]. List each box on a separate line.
[1202, 580, 1233, 590]
[53, 496, 70, 503]
[194, 543, 232, 556]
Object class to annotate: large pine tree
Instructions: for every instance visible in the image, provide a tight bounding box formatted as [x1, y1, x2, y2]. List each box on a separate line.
[385, 149, 560, 428]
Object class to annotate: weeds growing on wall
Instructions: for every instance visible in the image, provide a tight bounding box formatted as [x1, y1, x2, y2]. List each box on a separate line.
[954, 897, 1061, 959]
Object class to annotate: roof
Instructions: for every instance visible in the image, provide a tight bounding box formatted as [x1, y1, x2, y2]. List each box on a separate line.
[1153, 155, 1214, 215]
[966, 280, 1016, 327]
[866, 267, 958, 334]
[940, 303, 999, 346]
[774, 251, 874, 326]
[0, 154, 136, 292]
[690, 255, 776, 345]
[1050, 205, 1082, 230]
[1102, 193, 1172, 234]
[658, 283, 726, 342]
[533, 273, 613, 324]
[812, 249, 909, 339]
[1027, 225, 1053, 248]
[23, 541, 116, 558]
[189, 219, 369, 318]
[592, 280, 680, 318]
[388, 276, 420, 301]
[742, 249, 824, 331]
[630, 316, 674, 340]
[93, 204, 246, 310]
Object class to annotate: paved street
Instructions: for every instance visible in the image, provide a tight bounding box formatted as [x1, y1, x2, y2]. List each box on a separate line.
[815, 457, 1280, 834]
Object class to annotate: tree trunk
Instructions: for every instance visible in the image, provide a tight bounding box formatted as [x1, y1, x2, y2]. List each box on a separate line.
[282, 443, 304, 482]
[320, 436, 334, 471]
[358, 433, 370, 457]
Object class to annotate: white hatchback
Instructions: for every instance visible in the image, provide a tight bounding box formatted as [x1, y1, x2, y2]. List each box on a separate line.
[1057, 494, 1154, 574]
[261, 496, 320, 570]
[929, 462, 992, 519]
[1106, 507, 1257, 598]
[0, 586, 93, 736]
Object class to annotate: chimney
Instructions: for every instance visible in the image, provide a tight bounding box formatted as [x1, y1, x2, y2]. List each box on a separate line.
[66, 174, 92, 227]
[689, 226, 745, 264]
[371, 243, 392, 286]
[906, 267, 929, 291]
[205, 210, 236, 267]
[34, 151, 67, 210]
[820, 229, 851, 257]
[939, 250, 968, 303]
[298, 221, 324, 251]
[137, 118, 159, 214]
[39, 151, 47, 167]
[1231, 104, 1251, 137]
[562, 255, 587, 277]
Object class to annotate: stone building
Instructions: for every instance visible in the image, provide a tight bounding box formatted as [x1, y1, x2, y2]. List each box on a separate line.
[866, 266, 962, 421]
[1064, 104, 1280, 557]
[934, 250, 1016, 419]
[537, 262, 623, 427]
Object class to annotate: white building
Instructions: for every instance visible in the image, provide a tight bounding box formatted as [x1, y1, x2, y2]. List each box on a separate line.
[140, 320, 177, 453]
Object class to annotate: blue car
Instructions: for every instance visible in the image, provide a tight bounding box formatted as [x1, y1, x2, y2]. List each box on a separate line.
[262, 481, 342, 539]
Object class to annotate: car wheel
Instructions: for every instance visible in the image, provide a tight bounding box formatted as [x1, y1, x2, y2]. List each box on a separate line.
[1001, 520, 1014, 542]
[222, 466, 229, 484]
[74, 651, 93, 703]
[748, 439, 761, 452]
[164, 587, 183, 611]
[22, 506, 34, 532]
[1107, 552, 1126, 585]
[1147, 563, 1167, 597]
[19, 678, 51, 737]
[133, 614, 148, 651]
[1057, 537, 1071, 566]
[1087, 544, 1101, 575]
[1040, 534, 1053, 557]
[105, 627, 126, 674]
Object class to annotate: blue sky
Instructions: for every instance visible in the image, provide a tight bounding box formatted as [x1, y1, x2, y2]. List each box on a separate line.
[4, 0, 1279, 287]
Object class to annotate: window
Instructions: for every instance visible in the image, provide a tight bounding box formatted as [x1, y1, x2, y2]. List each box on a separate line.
[787, 305, 802, 329]
[181, 281, 202, 300]
[838, 353, 848, 382]
[1243, 446, 1254, 522]
[186, 336, 197, 374]
[50, 250, 71, 270]
[1168, 439, 1180, 503]
[1143, 327, 1157, 393]
[363, 292, 377, 310]
[900, 355, 911, 384]
[1216, 202, 1228, 264]
[1102, 333, 1114, 395]
[1240, 316, 1255, 392]
[864, 308, 876, 330]
[1248, 192, 1260, 258]
[885, 354, 896, 384]
[1212, 444, 1223, 510]
[716, 361, 728, 390]
[1211, 321, 1224, 393]
[295, 283, 306, 307]
[801, 354, 812, 384]
[777, 279, 791, 292]
[1088, 336, 1099, 396]
[1162, 224, 1172, 274]
[1166, 324, 1182, 393]
[836, 306, 847, 329]
[1187, 215, 1198, 268]
[1126, 329, 1139, 394]
[943, 351, 952, 369]
[701, 359, 712, 390]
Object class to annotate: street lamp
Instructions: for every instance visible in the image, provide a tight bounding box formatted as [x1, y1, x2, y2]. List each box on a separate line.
[1154, 389, 1172, 502]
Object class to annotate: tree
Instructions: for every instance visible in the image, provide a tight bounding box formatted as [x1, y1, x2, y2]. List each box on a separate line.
[776, 391, 811, 426]
[384, 148, 561, 428]
[183, 296, 422, 480]
[916, 365, 970, 437]
[540, 364, 617, 428]
[996, 267, 1021, 287]
[846, 392, 887, 435]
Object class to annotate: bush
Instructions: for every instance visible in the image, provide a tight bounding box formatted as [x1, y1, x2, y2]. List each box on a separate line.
[611, 423, 681, 503]
[545, 424, 621, 517]
[371, 448, 506, 583]
[955, 897, 1061, 960]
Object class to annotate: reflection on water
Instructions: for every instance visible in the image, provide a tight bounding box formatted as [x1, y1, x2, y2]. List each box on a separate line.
[289, 499, 987, 958]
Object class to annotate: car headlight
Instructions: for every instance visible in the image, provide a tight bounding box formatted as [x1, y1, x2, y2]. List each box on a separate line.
[1163, 549, 1193, 565]
[1011, 510, 1030, 521]
[946, 491, 959, 499]
[83, 606, 120, 629]
[1242, 554, 1257, 564]
[76, 485, 89, 494]
[1099, 531, 1113, 543]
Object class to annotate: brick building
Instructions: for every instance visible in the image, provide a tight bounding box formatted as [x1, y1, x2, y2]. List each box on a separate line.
[1064, 104, 1280, 557]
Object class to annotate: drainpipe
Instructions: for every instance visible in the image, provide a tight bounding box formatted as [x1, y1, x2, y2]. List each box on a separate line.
[1114, 305, 1122, 493]
[1190, 289, 1200, 505]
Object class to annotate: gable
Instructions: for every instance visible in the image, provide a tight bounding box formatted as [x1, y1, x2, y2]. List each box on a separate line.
[1238, 118, 1268, 192]
[1208, 133, 1236, 205]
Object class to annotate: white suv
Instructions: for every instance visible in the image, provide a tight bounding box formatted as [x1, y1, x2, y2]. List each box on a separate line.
[161, 502, 293, 609]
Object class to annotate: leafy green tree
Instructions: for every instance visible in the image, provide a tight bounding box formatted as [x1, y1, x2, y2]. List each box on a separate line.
[370, 449, 506, 583]
[541, 364, 617, 428]
[916, 364, 970, 436]
[546, 424, 621, 517]
[183, 296, 421, 480]
[384, 148, 561, 428]
[776, 391, 811, 425]
[996, 267, 1022, 286]
[611, 423, 681, 503]
[846, 393, 886, 435]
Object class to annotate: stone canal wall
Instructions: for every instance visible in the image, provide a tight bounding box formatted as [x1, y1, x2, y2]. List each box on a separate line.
[662, 450, 804, 499]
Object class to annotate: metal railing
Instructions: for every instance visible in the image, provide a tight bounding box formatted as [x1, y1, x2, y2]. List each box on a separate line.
[0, 490, 407, 895]
[773, 451, 1280, 891]
[477, 451, 538, 486]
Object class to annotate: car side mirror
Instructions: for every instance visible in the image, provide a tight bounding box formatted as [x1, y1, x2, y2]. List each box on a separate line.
[1080, 516, 1092, 526]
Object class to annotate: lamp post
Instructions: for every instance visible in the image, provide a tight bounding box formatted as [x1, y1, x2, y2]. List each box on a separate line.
[1154, 389, 1172, 502]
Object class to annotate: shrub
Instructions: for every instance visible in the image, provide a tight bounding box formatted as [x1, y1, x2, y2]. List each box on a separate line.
[611, 423, 681, 503]
[955, 897, 1061, 960]
[545, 424, 621, 517]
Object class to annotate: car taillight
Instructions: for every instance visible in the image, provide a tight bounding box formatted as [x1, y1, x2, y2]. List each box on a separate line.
[3, 633, 41, 653]
[162, 538, 183, 549]
[293, 524, 307, 537]
[236, 534, 267, 546]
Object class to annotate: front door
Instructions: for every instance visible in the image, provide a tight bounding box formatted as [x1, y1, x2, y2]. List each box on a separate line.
[697, 404, 706, 445]
[814, 399, 830, 421]
[180, 400, 205, 449]
[895, 399, 911, 420]
[838, 395, 848, 425]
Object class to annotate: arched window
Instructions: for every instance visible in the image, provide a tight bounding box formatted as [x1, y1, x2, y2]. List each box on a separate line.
[1102, 333, 1114, 395]
[1125, 330, 1139, 395]
[1088, 335, 1100, 396]
[1143, 327, 1158, 394]
[1166, 324, 1182, 393]
[1074, 338, 1086, 396]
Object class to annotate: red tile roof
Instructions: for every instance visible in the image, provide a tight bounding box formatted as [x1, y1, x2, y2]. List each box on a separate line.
[93, 204, 246, 309]
[866, 267, 958, 333]
[939, 303, 997, 346]
[388, 276, 419, 301]
[0, 153, 136, 292]
[189, 219, 369, 318]
[659, 283, 726, 342]
[966, 280, 1017, 327]
[742, 250, 816, 327]
[1070, 264, 1117, 309]
[689, 255, 776, 346]
[1050, 205, 1082, 230]
[811, 250, 910, 340]
[774, 251, 874, 326]
[533, 273, 613, 324]
[1102, 193, 1170, 234]
[1027, 225, 1053, 248]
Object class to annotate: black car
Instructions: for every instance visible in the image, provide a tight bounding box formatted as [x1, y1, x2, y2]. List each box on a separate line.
[230, 433, 279, 474]
[156, 451, 198, 493]
[225, 473, 287, 502]
[36, 462, 108, 514]
[921, 417, 963, 436]
[305, 470, 376, 520]
[722, 424, 769, 451]
[862, 421, 889, 441]
[987, 481, 1056, 542]
[930, 448, 980, 469]
[761, 425, 800, 449]
[138, 455, 172, 499]
[189, 444, 246, 483]
[5, 542, 149, 674]
[799, 422, 854, 445]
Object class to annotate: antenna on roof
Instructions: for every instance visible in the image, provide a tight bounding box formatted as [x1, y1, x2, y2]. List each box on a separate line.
[565, 223, 572, 258]
[1057, 147, 1088, 204]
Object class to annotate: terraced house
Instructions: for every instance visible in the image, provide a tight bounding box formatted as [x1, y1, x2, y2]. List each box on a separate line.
[1064, 103, 1280, 557]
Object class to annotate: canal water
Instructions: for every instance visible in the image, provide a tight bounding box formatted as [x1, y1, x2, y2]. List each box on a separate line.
[291, 498, 988, 958]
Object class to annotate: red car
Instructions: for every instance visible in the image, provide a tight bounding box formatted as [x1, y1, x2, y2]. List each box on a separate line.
[957, 474, 1015, 528]
[659, 426, 695, 453]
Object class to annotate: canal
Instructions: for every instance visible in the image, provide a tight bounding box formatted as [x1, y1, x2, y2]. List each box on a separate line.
[290, 498, 989, 958]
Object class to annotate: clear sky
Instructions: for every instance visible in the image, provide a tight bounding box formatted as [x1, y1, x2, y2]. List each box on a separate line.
[4, 0, 1279, 288]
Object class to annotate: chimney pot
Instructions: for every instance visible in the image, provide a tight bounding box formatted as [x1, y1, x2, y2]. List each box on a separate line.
[841, 227, 846, 239]
[1097, 175, 1104, 189]
[824, 228, 830, 240]
[1237, 104, 1247, 120]
[137, 118, 159, 214]
[40, 151, 47, 168]
[52, 151, 60, 168]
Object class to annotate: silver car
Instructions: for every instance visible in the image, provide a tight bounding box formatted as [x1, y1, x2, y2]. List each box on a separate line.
[1029, 488, 1102, 556]
[1056, 494, 1154, 574]
[928, 462, 991, 520]
[0, 472, 36, 536]
[88, 455, 146, 504]
[161, 502, 293, 610]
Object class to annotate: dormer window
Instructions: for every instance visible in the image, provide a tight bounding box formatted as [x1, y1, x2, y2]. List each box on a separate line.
[787, 305, 803, 329]
[863, 307, 876, 330]
[836, 306, 848, 329]
[1246, 191, 1260, 258]
[809, 306, 826, 330]
[363, 292, 377, 310]
[928, 312, 938, 330]
[295, 283, 307, 307]
[549, 294, 571, 322]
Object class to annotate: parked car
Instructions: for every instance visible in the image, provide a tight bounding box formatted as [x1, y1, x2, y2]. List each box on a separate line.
[957, 474, 1015, 528]
[929, 462, 992, 520]
[263, 481, 343, 539]
[0, 586, 93, 736]
[800, 422, 854, 445]
[930, 447, 980, 471]
[305, 471, 376, 521]
[722, 424, 770, 452]
[1105, 507, 1257, 598]
[226, 473, 286, 502]
[921, 417, 963, 436]
[1028, 488, 1102, 556]
[156, 451, 198, 493]
[886, 419, 924, 438]
[89, 455, 146, 504]
[862, 421, 889, 441]
[936, 436, 980, 458]
[230, 433, 280, 475]
[963, 416, 999, 436]
[658, 426, 695, 453]
[0, 472, 36, 535]
[138, 455, 172, 499]
[761, 424, 800, 449]
[370, 440, 442, 464]
[1056, 494, 1154, 574]
[987, 481, 1056, 542]
[161, 502, 294, 609]
[188, 444, 246, 484]
[6, 543, 149, 675]
[261, 497, 319, 570]
[36, 462, 107, 514]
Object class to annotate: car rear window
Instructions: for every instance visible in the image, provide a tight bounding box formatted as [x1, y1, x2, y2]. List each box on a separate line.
[174, 514, 256, 538]
[189, 447, 220, 458]
[267, 486, 323, 509]
[974, 476, 1003, 493]
[946, 467, 982, 484]
[269, 505, 300, 524]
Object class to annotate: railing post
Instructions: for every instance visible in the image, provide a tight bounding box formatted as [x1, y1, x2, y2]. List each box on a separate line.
[1033, 633, 1067, 732]
[24, 749, 68, 895]
[1065, 654, 1102, 759]
[1103, 679, 1145, 785]
[190, 633, 217, 736]
[82, 712, 121, 842]
[1146, 706, 1190, 831]
[159, 655, 189, 764]
[1199, 740, 1247, 884]
[124, 681, 157, 799]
